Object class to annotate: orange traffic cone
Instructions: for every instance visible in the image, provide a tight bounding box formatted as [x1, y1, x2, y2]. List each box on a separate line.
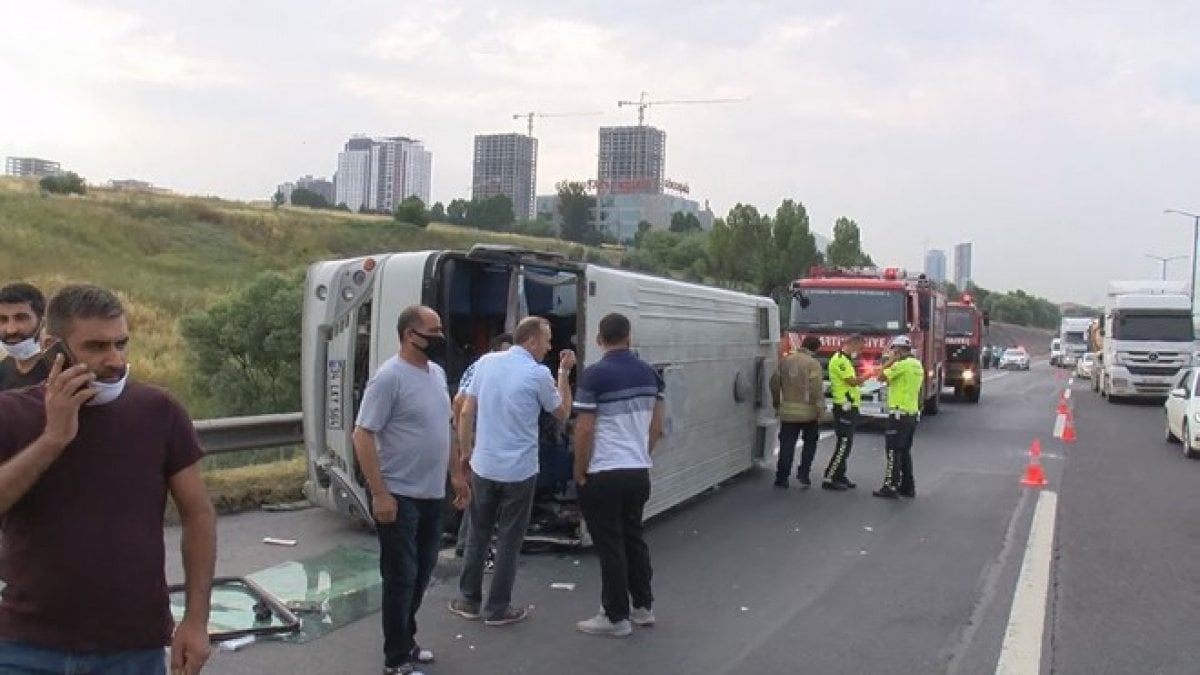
[1061, 413, 1077, 443]
[1021, 439, 1048, 487]
[1056, 398, 1069, 414]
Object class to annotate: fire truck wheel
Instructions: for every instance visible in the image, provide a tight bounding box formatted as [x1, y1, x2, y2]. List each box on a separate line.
[965, 385, 981, 403]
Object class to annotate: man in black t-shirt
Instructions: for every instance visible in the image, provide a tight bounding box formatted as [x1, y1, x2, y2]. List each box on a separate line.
[0, 282, 50, 390]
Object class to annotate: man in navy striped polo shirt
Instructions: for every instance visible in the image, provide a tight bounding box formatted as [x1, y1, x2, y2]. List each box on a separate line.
[572, 313, 665, 637]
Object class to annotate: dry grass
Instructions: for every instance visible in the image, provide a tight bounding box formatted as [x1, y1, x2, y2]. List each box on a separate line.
[166, 457, 307, 523]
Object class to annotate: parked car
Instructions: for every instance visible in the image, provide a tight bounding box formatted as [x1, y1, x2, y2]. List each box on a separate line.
[1164, 367, 1200, 459]
[1075, 352, 1096, 379]
[999, 347, 1030, 370]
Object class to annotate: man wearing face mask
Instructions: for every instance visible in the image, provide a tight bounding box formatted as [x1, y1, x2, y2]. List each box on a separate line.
[0, 282, 51, 391]
[353, 305, 469, 675]
[451, 316, 575, 627]
[0, 284, 215, 674]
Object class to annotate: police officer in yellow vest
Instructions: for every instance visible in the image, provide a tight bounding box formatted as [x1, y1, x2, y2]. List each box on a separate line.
[770, 335, 824, 488]
[823, 335, 868, 490]
[873, 335, 924, 499]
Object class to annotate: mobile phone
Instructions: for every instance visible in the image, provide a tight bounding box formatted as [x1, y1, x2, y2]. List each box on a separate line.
[41, 341, 75, 370]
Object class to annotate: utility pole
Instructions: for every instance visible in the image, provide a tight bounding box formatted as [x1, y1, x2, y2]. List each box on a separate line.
[1145, 253, 1187, 280]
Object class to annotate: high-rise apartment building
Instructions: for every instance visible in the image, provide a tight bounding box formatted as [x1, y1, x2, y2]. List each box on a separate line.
[472, 133, 537, 221]
[597, 126, 666, 193]
[333, 136, 431, 212]
[924, 249, 947, 283]
[954, 242, 973, 289]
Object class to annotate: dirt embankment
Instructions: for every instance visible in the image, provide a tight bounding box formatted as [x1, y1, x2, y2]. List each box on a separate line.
[986, 322, 1055, 356]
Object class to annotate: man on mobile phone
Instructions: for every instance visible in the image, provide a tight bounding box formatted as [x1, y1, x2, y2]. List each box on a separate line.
[0, 282, 50, 391]
[0, 285, 216, 674]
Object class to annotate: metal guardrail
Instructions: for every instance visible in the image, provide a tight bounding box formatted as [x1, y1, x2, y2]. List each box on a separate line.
[192, 412, 304, 456]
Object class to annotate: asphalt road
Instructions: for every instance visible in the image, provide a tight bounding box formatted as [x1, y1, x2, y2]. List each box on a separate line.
[165, 362, 1200, 674]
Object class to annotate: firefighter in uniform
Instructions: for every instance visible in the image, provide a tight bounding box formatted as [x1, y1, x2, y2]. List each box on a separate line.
[823, 334, 868, 490]
[873, 335, 924, 499]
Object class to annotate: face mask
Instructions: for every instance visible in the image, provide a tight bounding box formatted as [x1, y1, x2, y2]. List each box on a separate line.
[87, 367, 130, 406]
[414, 332, 446, 360]
[3, 336, 41, 361]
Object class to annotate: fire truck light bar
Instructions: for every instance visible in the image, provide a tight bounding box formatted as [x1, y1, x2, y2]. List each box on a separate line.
[806, 265, 908, 280]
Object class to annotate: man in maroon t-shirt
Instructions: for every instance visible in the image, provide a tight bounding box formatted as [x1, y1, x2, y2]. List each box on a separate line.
[0, 285, 216, 674]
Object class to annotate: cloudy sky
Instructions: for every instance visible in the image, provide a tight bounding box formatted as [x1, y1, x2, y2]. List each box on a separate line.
[2, 0, 1199, 305]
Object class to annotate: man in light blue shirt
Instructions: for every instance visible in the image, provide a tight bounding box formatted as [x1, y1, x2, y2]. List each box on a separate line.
[450, 316, 575, 626]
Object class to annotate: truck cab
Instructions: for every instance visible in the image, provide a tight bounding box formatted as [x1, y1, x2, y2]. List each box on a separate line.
[1098, 280, 1195, 401]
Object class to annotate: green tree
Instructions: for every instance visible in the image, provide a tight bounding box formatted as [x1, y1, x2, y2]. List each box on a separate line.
[446, 198, 470, 224]
[394, 195, 430, 227]
[40, 172, 86, 195]
[706, 217, 736, 281]
[271, 189, 285, 210]
[180, 270, 303, 416]
[466, 195, 515, 231]
[669, 211, 703, 233]
[558, 182, 600, 245]
[826, 217, 874, 266]
[429, 201, 446, 221]
[290, 187, 330, 209]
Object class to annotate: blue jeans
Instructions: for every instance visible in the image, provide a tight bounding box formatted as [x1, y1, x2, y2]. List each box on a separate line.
[376, 494, 443, 669]
[0, 640, 166, 675]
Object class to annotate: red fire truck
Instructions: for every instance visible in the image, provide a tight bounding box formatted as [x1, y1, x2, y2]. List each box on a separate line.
[944, 294, 989, 403]
[785, 266, 947, 418]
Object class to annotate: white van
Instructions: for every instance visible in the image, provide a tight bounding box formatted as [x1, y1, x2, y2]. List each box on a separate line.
[300, 245, 780, 544]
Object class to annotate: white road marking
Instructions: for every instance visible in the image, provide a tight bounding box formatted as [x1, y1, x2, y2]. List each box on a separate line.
[983, 372, 1010, 383]
[995, 490, 1058, 675]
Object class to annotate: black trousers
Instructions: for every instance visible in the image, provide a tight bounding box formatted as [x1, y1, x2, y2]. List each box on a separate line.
[376, 494, 443, 668]
[578, 468, 654, 622]
[776, 420, 820, 481]
[825, 407, 858, 481]
[884, 415, 918, 492]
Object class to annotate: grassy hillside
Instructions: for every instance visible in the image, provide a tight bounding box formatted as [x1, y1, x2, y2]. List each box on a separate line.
[0, 177, 615, 412]
[989, 322, 1054, 356]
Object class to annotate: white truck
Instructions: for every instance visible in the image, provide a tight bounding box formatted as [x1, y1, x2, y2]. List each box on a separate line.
[1057, 317, 1093, 368]
[1097, 280, 1195, 401]
[300, 245, 780, 544]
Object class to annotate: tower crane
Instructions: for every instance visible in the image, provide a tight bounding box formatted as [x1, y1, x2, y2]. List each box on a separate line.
[616, 91, 747, 125]
[512, 111, 602, 136]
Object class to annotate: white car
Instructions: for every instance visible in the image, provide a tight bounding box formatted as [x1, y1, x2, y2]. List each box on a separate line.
[1164, 367, 1200, 459]
[999, 347, 1031, 370]
[1075, 352, 1096, 379]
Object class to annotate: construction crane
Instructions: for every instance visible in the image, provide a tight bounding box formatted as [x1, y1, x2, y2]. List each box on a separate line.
[616, 91, 747, 125]
[512, 111, 602, 136]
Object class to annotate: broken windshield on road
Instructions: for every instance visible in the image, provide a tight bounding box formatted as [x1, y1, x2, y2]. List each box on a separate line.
[791, 288, 905, 334]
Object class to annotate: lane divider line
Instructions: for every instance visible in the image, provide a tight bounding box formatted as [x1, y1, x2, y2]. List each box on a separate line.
[995, 490, 1058, 675]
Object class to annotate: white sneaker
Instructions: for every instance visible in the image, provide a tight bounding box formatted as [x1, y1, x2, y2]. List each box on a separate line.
[630, 607, 656, 626]
[576, 612, 632, 637]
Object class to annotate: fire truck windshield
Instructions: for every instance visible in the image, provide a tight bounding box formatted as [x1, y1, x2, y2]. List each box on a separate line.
[946, 306, 976, 336]
[790, 288, 906, 333]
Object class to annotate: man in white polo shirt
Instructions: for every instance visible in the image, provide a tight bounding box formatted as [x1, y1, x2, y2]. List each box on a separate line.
[450, 316, 575, 626]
